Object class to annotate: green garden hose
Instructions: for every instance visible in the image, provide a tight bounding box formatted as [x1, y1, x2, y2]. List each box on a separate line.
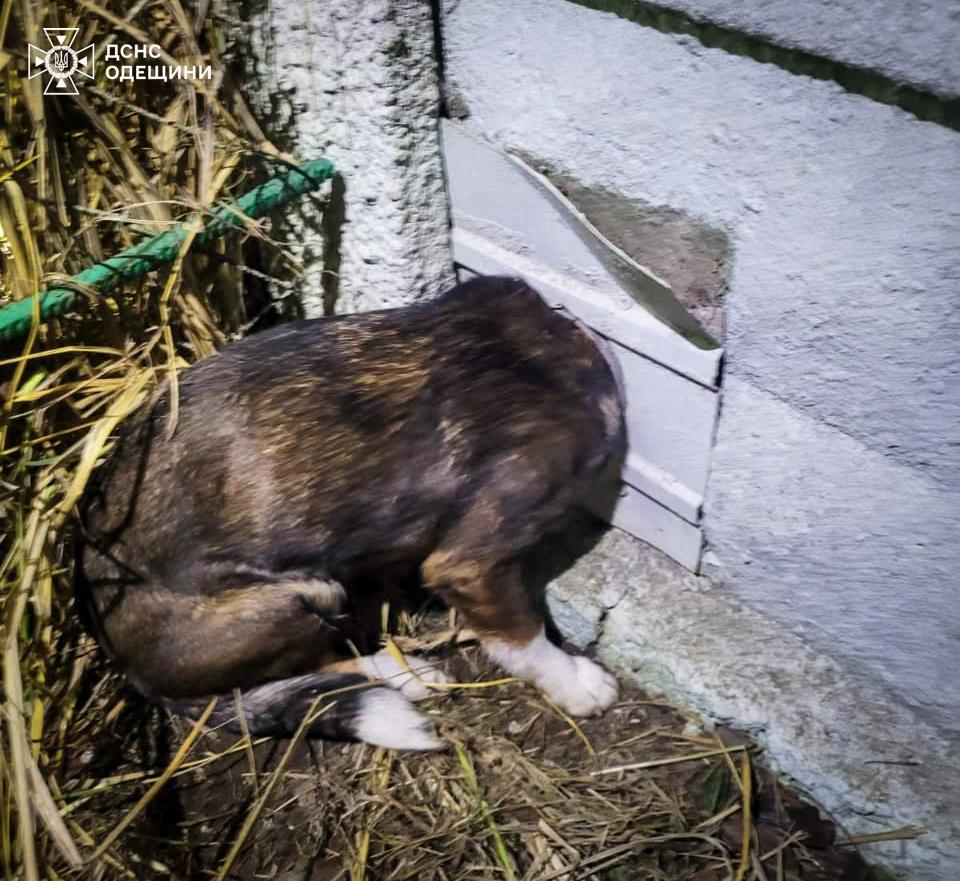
[0, 158, 335, 343]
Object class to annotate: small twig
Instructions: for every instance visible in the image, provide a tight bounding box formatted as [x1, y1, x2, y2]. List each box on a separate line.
[759, 829, 806, 863]
[383, 637, 518, 691]
[837, 825, 926, 845]
[593, 745, 747, 775]
[694, 801, 741, 831]
[233, 689, 259, 798]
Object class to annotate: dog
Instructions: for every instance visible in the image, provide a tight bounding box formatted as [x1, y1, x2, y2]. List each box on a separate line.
[75, 276, 625, 749]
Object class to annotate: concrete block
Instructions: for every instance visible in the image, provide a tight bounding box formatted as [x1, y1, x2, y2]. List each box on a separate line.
[706, 378, 960, 733]
[549, 526, 960, 880]
[245, 0, 455, 315]
[579, 0, 960, 98]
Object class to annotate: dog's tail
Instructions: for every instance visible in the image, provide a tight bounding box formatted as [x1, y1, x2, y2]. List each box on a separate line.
[165, 671, 443, 750]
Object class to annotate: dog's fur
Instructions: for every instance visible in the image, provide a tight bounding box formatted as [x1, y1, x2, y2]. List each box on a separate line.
[75, 277, 625, 749]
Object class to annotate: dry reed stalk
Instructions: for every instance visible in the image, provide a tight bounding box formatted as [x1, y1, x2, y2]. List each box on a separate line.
[734, 750, 753, 881]
[0, 3, 292, 878]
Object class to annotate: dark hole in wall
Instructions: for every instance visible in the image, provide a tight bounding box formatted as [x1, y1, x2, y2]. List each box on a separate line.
[516, 154, 731, 342]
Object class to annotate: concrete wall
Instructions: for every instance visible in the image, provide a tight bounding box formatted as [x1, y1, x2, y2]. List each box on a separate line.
[443, 0, 960, 876]
[245, 0, 454, 314]
[580, 0, 960, 97]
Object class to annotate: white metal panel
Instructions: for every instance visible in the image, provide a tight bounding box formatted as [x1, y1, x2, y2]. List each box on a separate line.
[611, 340, 718, 524]
[607, 485, 704, 572]
[441, 121, 722, 388]
[441, 120, 723, 572]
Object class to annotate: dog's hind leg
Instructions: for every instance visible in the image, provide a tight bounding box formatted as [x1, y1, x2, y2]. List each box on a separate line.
[97, 574, 444, 749]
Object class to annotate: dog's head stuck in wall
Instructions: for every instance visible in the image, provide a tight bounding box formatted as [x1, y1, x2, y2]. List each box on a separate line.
[75, 276, 626, 750]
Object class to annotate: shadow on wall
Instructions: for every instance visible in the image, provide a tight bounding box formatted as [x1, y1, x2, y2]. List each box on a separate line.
[229, 0, 344, 323]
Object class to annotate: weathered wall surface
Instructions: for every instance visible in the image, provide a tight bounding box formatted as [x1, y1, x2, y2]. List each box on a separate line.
[444, 0, 960, 876]
[547, 527, 960, 880]
[245, 0, 454, 314]
[572, 0, 960, 98]
[706, 380, 958, 728]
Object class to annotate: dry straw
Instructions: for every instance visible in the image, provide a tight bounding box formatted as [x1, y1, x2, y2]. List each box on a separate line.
[0, 2, 294, 877]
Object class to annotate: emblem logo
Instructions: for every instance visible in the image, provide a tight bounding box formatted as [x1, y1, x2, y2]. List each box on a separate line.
[27, 28, 95, 95]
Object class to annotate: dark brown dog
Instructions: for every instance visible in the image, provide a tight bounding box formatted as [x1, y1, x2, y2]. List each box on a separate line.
[75, 276, 625, 749]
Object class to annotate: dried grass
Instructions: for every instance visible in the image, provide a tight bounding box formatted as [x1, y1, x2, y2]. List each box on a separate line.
[0, 2, 295, 878]
[0, 3, 899, 881]
[60, 627, 877, 881]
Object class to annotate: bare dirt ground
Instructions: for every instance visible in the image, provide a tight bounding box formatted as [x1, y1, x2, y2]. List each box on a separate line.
[63, 613, 886, 881]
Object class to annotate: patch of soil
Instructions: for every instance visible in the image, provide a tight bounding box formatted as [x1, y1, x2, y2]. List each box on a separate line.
[61, 616, 892, 881]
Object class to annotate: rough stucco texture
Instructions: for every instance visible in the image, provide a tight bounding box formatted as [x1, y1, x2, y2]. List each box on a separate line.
[247, 0, 454, 314]
[546, 526, 960, 880]
[618, 0, 960, 98]
[445, 0, 960, 737]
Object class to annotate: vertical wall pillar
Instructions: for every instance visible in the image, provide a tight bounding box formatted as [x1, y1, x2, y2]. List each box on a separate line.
[246, 0, 455, 314]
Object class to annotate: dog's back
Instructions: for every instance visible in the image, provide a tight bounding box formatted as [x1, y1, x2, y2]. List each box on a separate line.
[76, 276, 625, 748]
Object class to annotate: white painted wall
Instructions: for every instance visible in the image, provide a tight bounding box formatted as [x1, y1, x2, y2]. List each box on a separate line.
[245, 0, 454, 314]
[444, 0, 960, 876]
[608, 0, 960, 96]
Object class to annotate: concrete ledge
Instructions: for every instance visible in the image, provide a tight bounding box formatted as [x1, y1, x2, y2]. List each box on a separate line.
[548, 526, 960, 880]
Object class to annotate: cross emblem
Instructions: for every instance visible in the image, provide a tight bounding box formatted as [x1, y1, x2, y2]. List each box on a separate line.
[27, 28, 95, 96]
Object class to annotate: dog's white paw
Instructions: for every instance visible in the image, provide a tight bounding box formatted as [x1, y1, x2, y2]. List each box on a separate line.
[360, 650, 449, 700]
[545, 654, 619, 717]
[483, 630, 619, 718]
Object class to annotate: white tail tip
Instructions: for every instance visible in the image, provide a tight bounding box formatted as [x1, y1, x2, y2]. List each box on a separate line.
[352, 688, 444, 751]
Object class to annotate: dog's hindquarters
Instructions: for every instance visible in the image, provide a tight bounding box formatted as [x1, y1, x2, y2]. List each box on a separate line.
[78, 554, 446, 749]
[75, 276, 627, 739]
